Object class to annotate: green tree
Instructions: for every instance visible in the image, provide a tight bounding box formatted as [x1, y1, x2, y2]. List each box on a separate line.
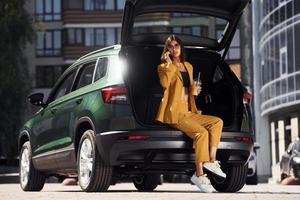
[0, 0, 33, 162]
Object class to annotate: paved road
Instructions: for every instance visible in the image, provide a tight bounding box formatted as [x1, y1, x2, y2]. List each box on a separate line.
[0, 183, 299, 200]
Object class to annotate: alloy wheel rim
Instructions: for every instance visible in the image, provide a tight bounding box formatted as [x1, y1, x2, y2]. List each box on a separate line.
[79, 138, 93, 188]
[20, 148, 30, 188]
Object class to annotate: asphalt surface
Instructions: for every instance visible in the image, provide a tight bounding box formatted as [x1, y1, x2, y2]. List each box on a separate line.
[0, 183, 299, 200]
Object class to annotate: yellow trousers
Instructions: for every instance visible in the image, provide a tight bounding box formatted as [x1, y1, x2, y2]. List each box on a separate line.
[168, 101, 223, 164]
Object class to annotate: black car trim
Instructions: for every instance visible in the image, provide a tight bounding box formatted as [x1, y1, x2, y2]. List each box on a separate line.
[75, 116, 96, 133]
[32, 146, 76, 171]
[18, 129, 30, 151]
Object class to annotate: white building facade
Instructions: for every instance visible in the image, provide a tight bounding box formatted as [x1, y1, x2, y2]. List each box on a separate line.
[252, 0, 300, 182]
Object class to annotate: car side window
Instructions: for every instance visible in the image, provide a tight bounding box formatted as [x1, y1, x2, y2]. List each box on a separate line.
[94, 57, 108, 82]
[52, 70, 76, 101]
[75, 62, 96, 90]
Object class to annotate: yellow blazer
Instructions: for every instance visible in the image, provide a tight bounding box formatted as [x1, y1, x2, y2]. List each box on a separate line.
[155, 61, 199, 124]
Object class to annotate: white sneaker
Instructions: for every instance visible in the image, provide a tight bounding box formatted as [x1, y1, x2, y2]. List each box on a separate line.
[203, 161, 226, 179]
[190, 174, 214, 193]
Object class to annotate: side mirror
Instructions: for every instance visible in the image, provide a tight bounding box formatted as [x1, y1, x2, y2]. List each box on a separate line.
[27, 93, 47, 108]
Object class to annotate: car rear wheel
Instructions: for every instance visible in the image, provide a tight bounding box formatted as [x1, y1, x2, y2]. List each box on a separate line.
[78, 130, 113, 192]
[19, 141, 45, 191]
[210, 163, 247, 192]
[132, 174, 161, 191]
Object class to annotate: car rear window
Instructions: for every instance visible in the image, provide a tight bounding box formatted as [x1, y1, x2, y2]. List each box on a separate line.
[132, 12, 228, 41]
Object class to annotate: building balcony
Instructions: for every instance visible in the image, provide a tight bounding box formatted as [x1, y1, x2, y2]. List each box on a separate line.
[63, 45, 105, 61]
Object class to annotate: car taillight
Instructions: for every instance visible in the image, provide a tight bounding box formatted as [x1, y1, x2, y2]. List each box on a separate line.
[128, 135, 150, 140]
[243, 92, 252, 106]
[101, 87, 129, 104]
[118, 135, 150, 141]
[234, 136, 253, 143]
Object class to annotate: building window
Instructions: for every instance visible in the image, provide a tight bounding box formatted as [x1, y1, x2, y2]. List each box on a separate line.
[106, 28, 115, 45]
[116, 0, 125, 10]
[36, 30, 62, 56]
[84, 0, 125, 10]
[168, 26, 208, 37]
[95, 29, 105, 46]
[35, 0, 61, 21]
[280, 46, 288, 76]
[117, 27, 121, 43]
[36, 65, 66, 88]
[85, 28, 95, 46]
[222, 29, 241, 60]
[66, 29, 83, 45]
[84, 28, 117, 47]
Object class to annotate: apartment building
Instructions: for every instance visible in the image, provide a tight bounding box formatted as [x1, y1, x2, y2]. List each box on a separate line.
[252, 0, 300, 182]
[23, 0, 123, 101]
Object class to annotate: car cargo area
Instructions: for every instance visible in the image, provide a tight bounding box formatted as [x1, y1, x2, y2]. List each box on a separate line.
[120, 45, 244, 131]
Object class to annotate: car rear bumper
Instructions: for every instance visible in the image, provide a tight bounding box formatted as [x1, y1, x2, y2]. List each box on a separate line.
[95, 130, 253, 168]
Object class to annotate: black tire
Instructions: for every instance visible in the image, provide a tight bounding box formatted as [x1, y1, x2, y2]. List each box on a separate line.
[19, 141, 46, 191]
[133, 174, 161, 191]
[77, 130, 113, 192]
[210, 164, 247, 192]
[293, 169, 300, 179]
[246, 173, 258, 185]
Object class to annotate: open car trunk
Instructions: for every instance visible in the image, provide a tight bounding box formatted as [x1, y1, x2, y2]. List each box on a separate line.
[120, 46, 244, 131]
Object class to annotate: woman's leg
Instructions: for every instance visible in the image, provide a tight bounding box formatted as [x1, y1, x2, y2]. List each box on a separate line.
[193, 130, 209, 176]
[196, 162, 204, 176]
[210, 146, 217, 162]
[168, 112, 214, 192]
[169, 113, 210, 173]
[189, 114, 223, 161]
[186, 113, 226, 178]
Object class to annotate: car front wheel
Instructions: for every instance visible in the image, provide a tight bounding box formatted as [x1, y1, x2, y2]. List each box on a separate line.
[77, 130, 113, 192]
[19, 141, 45, 191]
[210, 163, 247, 192]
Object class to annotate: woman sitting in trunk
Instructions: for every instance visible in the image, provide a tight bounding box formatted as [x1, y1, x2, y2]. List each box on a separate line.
[155, 35, 226, 193]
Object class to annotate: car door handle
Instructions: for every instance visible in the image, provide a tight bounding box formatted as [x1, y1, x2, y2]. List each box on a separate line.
[51, 108, 57, 114]
[76, 99, 83, 105]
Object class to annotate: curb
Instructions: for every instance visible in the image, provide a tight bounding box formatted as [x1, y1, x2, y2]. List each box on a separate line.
[0, 173, 19, 184]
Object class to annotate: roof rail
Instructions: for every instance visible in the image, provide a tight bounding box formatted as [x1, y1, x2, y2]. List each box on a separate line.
[77, 45, 120, 61]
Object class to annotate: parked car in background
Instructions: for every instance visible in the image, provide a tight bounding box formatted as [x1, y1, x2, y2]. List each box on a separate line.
[246, 142, 260, 185]
[280, 138, 300, 181]
[18, 0, 253, 193]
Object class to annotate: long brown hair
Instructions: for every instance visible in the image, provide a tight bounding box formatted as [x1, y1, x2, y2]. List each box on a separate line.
[161, 35, 186, 63]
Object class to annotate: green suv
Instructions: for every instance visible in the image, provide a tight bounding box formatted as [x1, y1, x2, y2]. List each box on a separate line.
[19, 0, 253, 193]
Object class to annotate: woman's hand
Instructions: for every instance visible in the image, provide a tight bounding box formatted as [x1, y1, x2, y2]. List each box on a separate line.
[192, 85, 202, 96]
[164, 51, 172, 64]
